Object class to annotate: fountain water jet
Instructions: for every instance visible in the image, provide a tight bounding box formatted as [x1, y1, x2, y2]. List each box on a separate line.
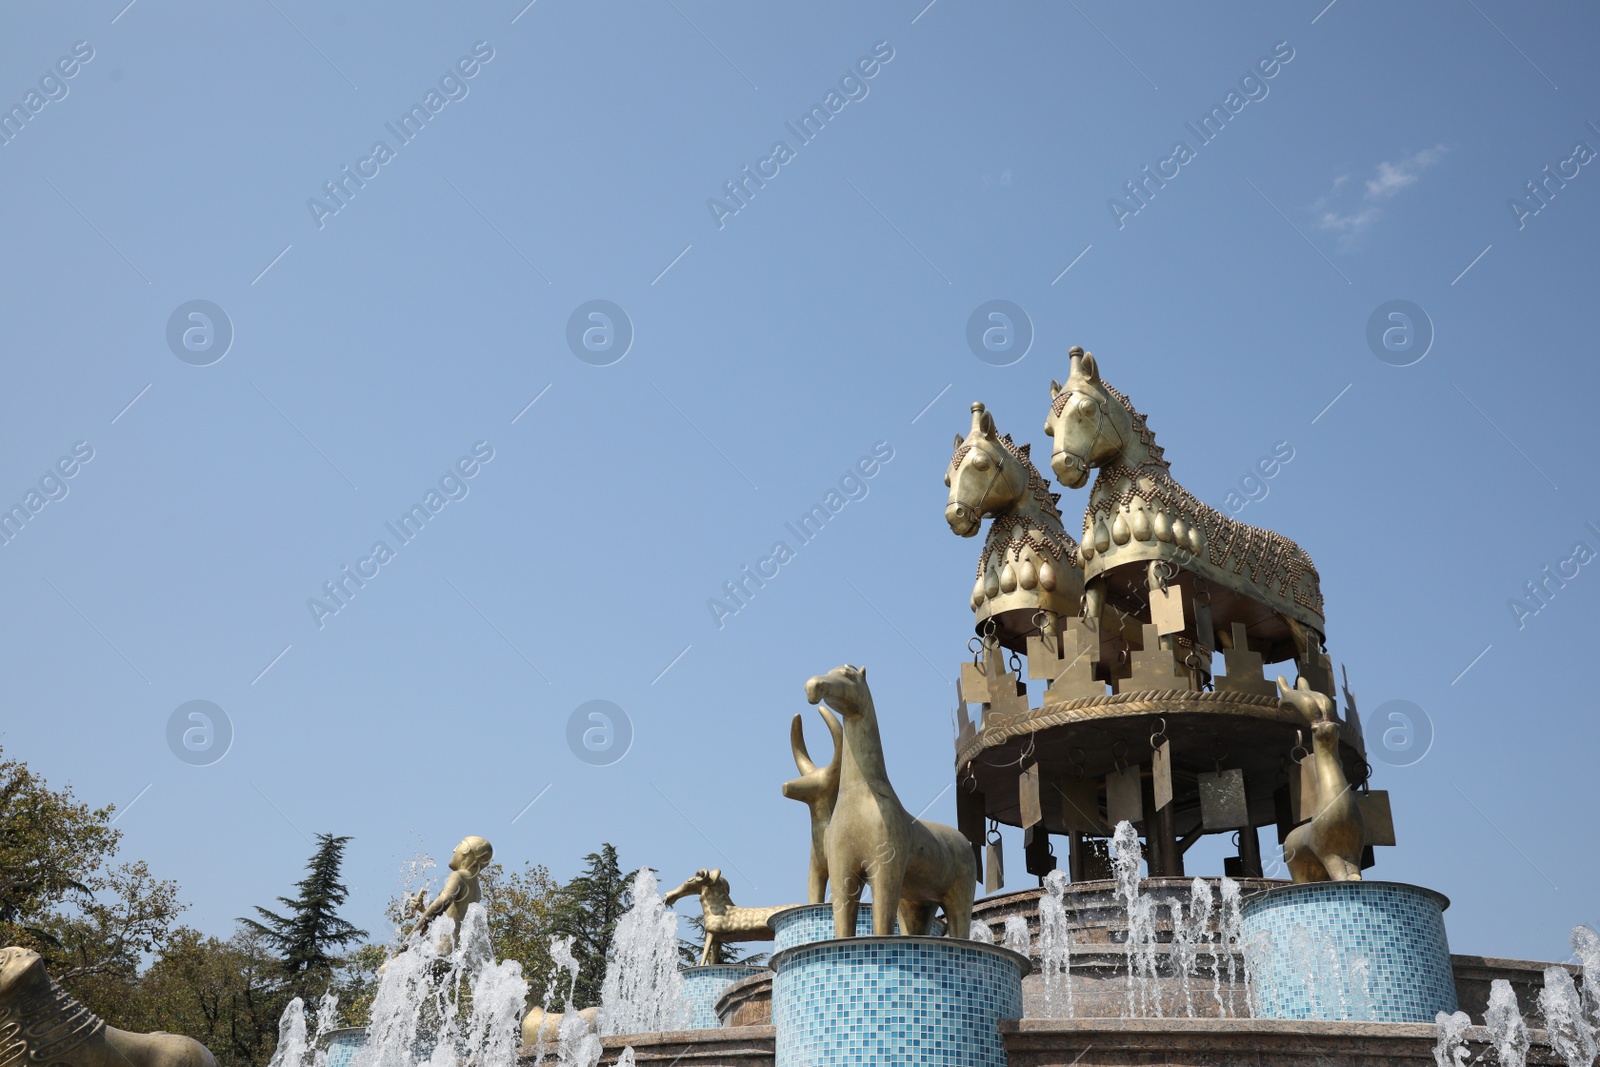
[598, 870, 690, 1037]
[1538, 964, 1598, 1067]
[1485, 979, 1531, 1067]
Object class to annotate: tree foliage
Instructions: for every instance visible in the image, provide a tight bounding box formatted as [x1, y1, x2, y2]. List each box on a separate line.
[0, 746, 184, 1008]
[240, 833, 366, 1003]
[550, 844, 632, 1009]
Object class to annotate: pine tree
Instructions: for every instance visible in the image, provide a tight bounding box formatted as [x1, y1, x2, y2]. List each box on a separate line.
[241, 833, 366, 1001]
[551, 844, 631, 1008]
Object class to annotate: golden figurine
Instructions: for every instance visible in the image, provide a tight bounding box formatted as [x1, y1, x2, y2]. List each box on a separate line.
[946, 402, 1084, 651]
[1043, 347, 1324, 668]
[407, 835, 493, 940]
[1278, 677, 1365, 883]
[0, 947, 217, 1067]
[781, 706, 844, 904]
[663, 869, 795, 965]
[805, 665, 975, 939]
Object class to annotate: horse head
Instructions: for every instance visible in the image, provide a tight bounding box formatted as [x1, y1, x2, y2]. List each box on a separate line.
[1044, 347, 1127, 488]
[805, 664, 873, 722]
[945, 402, 1028, 537]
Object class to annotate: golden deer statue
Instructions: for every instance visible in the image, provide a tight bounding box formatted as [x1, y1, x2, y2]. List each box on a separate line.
[1278, 676, 1366, 883]
[663, 869, 792, 965]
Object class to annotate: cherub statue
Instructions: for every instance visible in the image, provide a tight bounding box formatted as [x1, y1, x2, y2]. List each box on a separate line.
[407, 835, 493, 939]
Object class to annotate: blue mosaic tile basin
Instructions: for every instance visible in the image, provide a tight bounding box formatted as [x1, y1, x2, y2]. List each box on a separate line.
[320, 1027, 366, 1067]
[771, 935, 1027, 1067]
[680, 964, 770, 1029]
[768, 903, 946, 952]
[1240, 880, 1456, 1023]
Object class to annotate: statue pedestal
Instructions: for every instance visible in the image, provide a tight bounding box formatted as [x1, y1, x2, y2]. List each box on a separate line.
[768, 903, 945, 950]
[680, 964, 770, 1029]
[1239, 881, 1456, 1023]
[770, 936, 1027, 1067]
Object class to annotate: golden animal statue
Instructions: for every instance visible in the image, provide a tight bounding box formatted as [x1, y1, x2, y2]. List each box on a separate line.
[805, 664, 975, 939]
[1043, 347, 1324, 667]
[663, 869, 793, 965]
[781, 706, 844, 904]
[0, 947, 217, 1067]
[520, 1006, 598, 1051]
[946, 402, 1085, 652]
[1277, 676, 1365, 883]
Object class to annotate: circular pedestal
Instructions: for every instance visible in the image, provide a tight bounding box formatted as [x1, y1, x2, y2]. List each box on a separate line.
[319, 1027, 367, 1067]
[771, 936, 1028, 1067]
[714, 968, 773, 1027]
[768, 903, 945, 952]
[1240, 881, 1456, 1023]
[679, 964, 769, 1029]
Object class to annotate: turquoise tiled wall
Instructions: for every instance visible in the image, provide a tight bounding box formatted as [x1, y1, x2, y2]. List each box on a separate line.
[1240, 880, 1457, 1023]
[772, 937, 1025, 1067]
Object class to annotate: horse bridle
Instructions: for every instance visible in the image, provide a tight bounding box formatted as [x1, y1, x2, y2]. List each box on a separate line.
[947, 439, 1010, 527]
[1049, 388, 1125, 474]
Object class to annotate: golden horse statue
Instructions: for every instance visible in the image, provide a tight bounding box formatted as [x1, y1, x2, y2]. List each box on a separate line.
[945, 402, 1084, 652]
[1043, 347, 1324, 667]
[806, 665, 975, 939]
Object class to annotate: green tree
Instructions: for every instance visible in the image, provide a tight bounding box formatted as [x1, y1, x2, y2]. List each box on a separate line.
[482, 861, 562, 1008]
[128, 926, 286, 1067]
[0, 746, 184, 1012]
[241, 833, 365, 1002]
[551, 844, 632, 1009]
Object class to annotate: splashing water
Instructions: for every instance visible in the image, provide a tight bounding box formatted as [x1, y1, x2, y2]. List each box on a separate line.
[969, 921, 994, 944]
[1003, 915, 1031, 958]
[1037, 870, 1073, 1018]
[1432, 1010, 1473, 1067]
[1539, 965, 1599, 1067]
[1485, 979, 1530, 1067]
[1218, 876, 1244, 1013]
[1572, 925, 1600, 1026]
[1108, 821, 1163, 1017]
[355, 904, 527, 1067]
[268, 998, 310, 1067]
[598, 870, 691, 1037]
[1346, 956, 1373, 1022]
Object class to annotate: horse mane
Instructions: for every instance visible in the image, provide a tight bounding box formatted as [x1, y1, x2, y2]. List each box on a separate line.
[993, 433, 1064, 522]
[1097, 381, 1170, 472]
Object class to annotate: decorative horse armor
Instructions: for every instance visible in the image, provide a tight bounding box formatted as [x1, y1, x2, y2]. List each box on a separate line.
[1043, 347, 1325, 671]
[945, 402, 1084, 652]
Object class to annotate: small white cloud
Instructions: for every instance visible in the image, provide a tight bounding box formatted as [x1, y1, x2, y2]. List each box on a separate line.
[1365, 145, 1447, 199]
[1315, 145, 1448, 240]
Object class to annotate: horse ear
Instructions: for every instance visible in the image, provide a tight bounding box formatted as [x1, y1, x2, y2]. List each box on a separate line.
[709, 868, 722, 884]
[1081, 352, 1101, 383]
[979, 410, 995, 436]
[953, 433, 964, 450]
[1050, 379, 1062, 397]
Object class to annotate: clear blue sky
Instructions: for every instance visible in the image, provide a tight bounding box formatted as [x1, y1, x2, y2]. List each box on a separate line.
[2, 1, 1596, 966]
